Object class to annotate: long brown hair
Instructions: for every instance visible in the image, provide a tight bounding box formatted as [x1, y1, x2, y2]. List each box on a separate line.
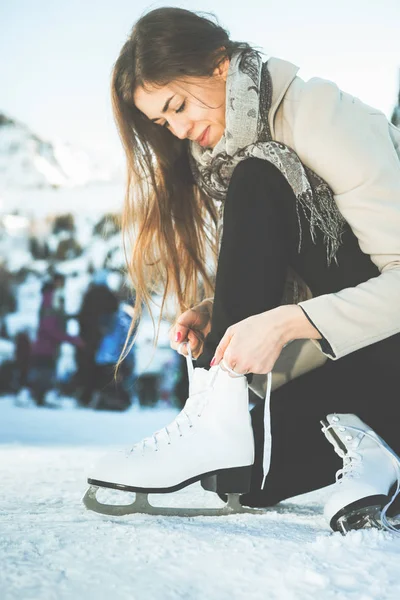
[112, 7, 254, 361]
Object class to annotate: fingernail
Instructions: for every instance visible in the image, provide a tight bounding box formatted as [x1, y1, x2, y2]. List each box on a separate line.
[210, 356, 216, 366]
[175, 332, 181, 342]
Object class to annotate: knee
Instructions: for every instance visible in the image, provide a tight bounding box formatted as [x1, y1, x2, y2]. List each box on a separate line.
[229, 158, 284, 191]
[225, 158, 288, 216]
[226, 158, 288, 209]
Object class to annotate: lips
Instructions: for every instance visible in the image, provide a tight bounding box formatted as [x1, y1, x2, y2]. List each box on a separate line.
[197, 126, 210, 147]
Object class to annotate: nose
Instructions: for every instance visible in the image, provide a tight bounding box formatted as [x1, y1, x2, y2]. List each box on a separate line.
[170, 117, 192, 140]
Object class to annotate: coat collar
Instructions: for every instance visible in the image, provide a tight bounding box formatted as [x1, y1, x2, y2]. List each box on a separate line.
[266, 57, 299, 137]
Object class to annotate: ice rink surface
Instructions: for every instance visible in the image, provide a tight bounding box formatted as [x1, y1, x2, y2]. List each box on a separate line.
[1, 396, 400, 600]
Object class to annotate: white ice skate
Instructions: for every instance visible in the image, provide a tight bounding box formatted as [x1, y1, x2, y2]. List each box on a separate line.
[83, 345, 263, 517]
[321, 414, 400, 534]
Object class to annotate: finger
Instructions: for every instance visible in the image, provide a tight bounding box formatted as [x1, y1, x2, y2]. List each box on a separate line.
[174, 324, 189, 344]
[169, 321, 190, 348]
[169, 327, 181, 350]
[222, 349, 247, 376]
[176, 308, 203, 330]
[192, 342, 205, 359]
[176, 306, 200, 331]
[176, 311, 204, 343]
[187, 330, 204, 354]
[212, 327, 234, 366]
[175, 329, 203, 356]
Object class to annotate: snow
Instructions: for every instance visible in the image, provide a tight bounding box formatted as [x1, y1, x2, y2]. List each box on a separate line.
[1, 396, 400, 600]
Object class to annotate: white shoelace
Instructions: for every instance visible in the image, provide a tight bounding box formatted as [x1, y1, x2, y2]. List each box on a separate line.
[336, 452, 363, 482]
[324, 422, 400, 534]
[333, 432, 363, 482]
[130, 343, 274, 485]
[131, 345, 219, 454]
[189, 345, 273, 489]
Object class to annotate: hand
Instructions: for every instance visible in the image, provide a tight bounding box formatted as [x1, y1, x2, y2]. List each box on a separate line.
[169, 299, 213, 358]
[212, 305, 318, 375]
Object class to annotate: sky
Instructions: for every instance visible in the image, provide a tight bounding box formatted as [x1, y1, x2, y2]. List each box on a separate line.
[1, 0, 399, 165]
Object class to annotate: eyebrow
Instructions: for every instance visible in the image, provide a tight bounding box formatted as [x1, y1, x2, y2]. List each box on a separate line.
[150, 95, 175, 123]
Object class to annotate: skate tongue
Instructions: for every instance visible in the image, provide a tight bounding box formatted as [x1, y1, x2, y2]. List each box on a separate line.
[189, 367, 213, 396]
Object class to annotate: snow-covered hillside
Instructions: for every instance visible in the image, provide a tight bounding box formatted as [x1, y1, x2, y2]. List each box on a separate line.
[0, 113, 116, 189]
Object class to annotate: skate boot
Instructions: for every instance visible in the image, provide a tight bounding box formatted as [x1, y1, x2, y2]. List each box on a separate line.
[83, 356, 256, 517]
[321, 414, 400, 534]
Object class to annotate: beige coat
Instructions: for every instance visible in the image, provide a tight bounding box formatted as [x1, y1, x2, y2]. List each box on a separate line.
[250, 58, 400, 398]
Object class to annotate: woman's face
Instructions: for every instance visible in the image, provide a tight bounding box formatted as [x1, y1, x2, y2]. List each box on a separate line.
[134, 59, 230, 149]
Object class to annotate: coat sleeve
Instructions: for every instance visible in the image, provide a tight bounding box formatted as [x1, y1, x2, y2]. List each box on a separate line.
[292, 78, 400, 359]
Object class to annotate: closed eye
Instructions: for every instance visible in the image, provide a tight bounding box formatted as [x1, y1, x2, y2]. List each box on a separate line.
[161, 100, 186, 128]
[175, 100, 186, 114]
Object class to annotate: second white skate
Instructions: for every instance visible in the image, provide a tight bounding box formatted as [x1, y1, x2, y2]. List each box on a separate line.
[321, 413, 400, 534]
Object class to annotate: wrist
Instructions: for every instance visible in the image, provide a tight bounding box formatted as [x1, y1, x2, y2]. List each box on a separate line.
[276, 304, 322, 344]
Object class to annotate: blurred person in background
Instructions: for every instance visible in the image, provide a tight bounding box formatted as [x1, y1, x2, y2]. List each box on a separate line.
[91, 302, 134, 411]
[76, 270, 119, 406]
[0, 263, 16, 338]
[13, 330, 31, 392]
[29, 273, 84, 406]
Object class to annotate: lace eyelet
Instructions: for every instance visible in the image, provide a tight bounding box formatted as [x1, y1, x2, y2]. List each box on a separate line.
[332, 416, 339, 422]
[339, 427, 346, 432]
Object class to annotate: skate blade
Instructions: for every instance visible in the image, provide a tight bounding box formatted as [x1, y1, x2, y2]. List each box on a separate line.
[335, 504, 383, 534]
[83, 485, 262, 517]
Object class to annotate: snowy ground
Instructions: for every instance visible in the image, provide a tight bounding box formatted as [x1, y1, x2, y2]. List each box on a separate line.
[1, 396, 400, 600]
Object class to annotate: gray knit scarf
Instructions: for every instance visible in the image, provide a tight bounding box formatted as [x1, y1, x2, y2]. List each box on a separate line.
[189, 50, 345, 264]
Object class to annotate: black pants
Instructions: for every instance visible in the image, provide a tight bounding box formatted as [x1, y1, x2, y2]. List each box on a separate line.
[197, 158, 400, 507]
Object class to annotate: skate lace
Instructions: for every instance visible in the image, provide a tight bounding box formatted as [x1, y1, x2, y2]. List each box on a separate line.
[336, 451, 363, 483]
[222, 356, 273, 489]
[324, 422, 400, 535]
[131, 345, 219, 454]
[129, 342, 275, 486]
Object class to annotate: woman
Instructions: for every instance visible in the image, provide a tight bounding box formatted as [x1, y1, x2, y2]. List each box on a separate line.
[86, 7, 400, 532]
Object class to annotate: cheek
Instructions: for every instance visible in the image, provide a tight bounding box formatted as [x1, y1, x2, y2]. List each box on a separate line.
[217, 105, 226, 126]
[188, 104, 209, 123]
[194, 107, 224, 126]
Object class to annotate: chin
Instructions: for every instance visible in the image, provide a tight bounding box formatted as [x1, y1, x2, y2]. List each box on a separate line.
[211, 131, 224, 148]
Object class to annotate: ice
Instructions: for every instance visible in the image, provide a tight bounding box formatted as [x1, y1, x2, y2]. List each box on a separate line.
[1, 396, 400, 600]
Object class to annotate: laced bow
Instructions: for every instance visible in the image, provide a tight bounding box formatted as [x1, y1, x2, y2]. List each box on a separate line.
[131, 345, 219, 454]
[131, 343, 273, 489]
